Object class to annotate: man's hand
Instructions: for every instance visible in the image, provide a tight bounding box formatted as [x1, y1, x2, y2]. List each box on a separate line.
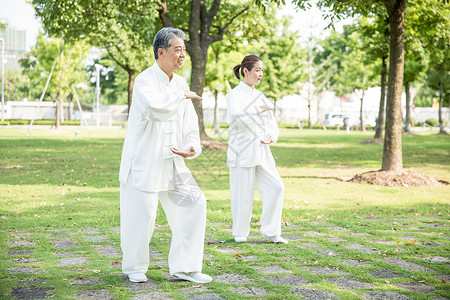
[260, 138, 274, 144]
[171, 146, 196, 158]
[184, 90, 202, 100]
[260, 105, 273, 113]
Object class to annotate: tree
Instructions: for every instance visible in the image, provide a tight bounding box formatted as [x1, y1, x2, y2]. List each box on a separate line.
[402, 37, 427, 133]
[203, 6, 278, 135]
[3, 70, 30, 102]
[314, 25, 378, 131]
[285, 0, 406, 171]
[357, 16, 390, 139]
[20, 33, 90, 128]
[409, 0, 450, 134]
[251, 17, 306, 102]
[204, 43, 245, 135]
[157, 0, 261, 139]
[87, 53, 129, 106]
[32, 0, 156, 112]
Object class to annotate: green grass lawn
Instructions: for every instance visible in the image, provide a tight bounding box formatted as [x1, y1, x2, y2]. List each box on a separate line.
[0, 127, 449, 299]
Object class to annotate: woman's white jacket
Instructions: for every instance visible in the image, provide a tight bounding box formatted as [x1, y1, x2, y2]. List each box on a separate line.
[226, 81, 279, 168]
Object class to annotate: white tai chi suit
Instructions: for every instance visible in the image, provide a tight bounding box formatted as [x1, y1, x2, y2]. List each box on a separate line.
[119, 62, 206, 275]
[226, 81, 284, 238]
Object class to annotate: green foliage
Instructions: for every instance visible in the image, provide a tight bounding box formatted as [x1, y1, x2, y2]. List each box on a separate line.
[215, 15, 306, 101]
[5, 119, 81, 126]
[204, 3, 279, 95]
[87, 53, 129, 105]
[425, 118, 439, 127]
[0, 20, 7, 31]
[31, 0, 157, 108]
[314, 24, 378, 97]
[19, 33, 90, 103]
[254, 17, 307, 100]
[3, 70, 30, 102]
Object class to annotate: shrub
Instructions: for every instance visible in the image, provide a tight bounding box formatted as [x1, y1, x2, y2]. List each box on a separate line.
[9, 119, 30, 125]
[61, 120, 80, 126]
[425, 118, 439, 127]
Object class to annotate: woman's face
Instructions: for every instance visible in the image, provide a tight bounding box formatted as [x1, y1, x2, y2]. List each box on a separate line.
[244, 60, 263, 87]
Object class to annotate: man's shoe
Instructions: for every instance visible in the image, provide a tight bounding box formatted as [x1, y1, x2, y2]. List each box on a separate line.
[234, 236, 247, 243]
[262, 234, 288, 244]
[173, 272, 213, 283]
[128, 272, 148, 283]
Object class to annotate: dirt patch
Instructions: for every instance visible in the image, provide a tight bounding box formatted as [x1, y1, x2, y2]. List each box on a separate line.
[201, 139, 227, 151]
[348, 170, 446, 187]
[360, 138, 383, 145]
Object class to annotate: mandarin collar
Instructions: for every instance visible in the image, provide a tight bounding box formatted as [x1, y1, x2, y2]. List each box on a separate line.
[152, 62, 172, 85]
[238, 81, 256, 94]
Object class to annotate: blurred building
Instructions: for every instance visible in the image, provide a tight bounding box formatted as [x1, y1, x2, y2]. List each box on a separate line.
[0, 21, 27, 71]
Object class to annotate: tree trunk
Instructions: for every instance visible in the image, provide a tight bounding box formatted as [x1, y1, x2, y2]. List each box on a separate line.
[213, 89, 219, 134]
[374, 55, 387, 139]
[382, 0, 406, 172]
[308, 103, 312, 129]
[404, 81, 411, 133]
[360, 91, 365, 132]
[360, 74, 366, 132]
[438, 79, 446, 134]
[127, 70, 136, 116]
[188, 46, 209, 138]
[55, 95, 61, 129]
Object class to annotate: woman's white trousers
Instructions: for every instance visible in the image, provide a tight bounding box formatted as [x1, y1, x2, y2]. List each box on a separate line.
[229, 161, 284, 238]
[120, 172, 206, 275]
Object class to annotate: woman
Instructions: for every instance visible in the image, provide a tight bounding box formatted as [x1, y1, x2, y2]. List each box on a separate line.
[226, 54, 287, 244]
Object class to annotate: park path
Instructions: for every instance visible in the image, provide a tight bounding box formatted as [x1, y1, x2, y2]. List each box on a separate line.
[4, 215, 449, 299]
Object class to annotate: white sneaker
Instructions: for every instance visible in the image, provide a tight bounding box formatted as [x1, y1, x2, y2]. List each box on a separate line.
[262, 234, 288, 244]
[234, 236, 247, 243]
[128, 272, 148, 283]
[173, 272, 213, 283]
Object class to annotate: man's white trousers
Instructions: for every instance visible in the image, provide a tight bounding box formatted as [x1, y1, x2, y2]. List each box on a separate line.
[120, 172, 206, 275]
[229, 161, 284, 238]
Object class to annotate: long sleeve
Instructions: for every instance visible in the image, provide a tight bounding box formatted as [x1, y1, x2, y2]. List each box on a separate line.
[182, 99, 202, 160]
[133, 75, 185, 122]
[227, 90, 260, 129]
[267, 110, 279, 142]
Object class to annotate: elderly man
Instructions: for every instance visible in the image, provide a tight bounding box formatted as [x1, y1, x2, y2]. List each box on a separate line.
[119, 27, 212, 284]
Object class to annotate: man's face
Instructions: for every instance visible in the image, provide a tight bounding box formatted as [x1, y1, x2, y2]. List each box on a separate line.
[159, 37, 186, 73]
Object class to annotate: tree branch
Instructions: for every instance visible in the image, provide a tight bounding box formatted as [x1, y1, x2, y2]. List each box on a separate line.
[206, 0, 221, 25]
[105, 46, 131, 72]
[208, 6, 249, 45]
[157, 0, 174, 27]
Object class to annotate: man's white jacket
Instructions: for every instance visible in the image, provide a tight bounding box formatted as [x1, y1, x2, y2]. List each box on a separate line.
[119, 62, 201, 192]
[226, 81, 279, 168]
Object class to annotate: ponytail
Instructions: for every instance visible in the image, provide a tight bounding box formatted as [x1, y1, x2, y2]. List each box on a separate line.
[233, 64, 241, 79]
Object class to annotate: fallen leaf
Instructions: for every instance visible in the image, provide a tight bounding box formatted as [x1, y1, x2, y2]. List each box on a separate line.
[405, 241, 416, 245]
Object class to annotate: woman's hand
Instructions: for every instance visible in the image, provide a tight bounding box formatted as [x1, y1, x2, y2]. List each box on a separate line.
[260, 138, 274, 144]
[171, 146, 196, 158]
[260, 105, 273, 113]
[184, 90, 203, 100]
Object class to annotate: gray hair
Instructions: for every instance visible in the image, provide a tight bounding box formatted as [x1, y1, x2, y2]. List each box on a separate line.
[153, 27, 186, 60]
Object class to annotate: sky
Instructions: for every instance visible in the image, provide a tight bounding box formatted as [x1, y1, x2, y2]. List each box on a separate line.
[0, 0, 41, 50]
[0, 0, 352, 51]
